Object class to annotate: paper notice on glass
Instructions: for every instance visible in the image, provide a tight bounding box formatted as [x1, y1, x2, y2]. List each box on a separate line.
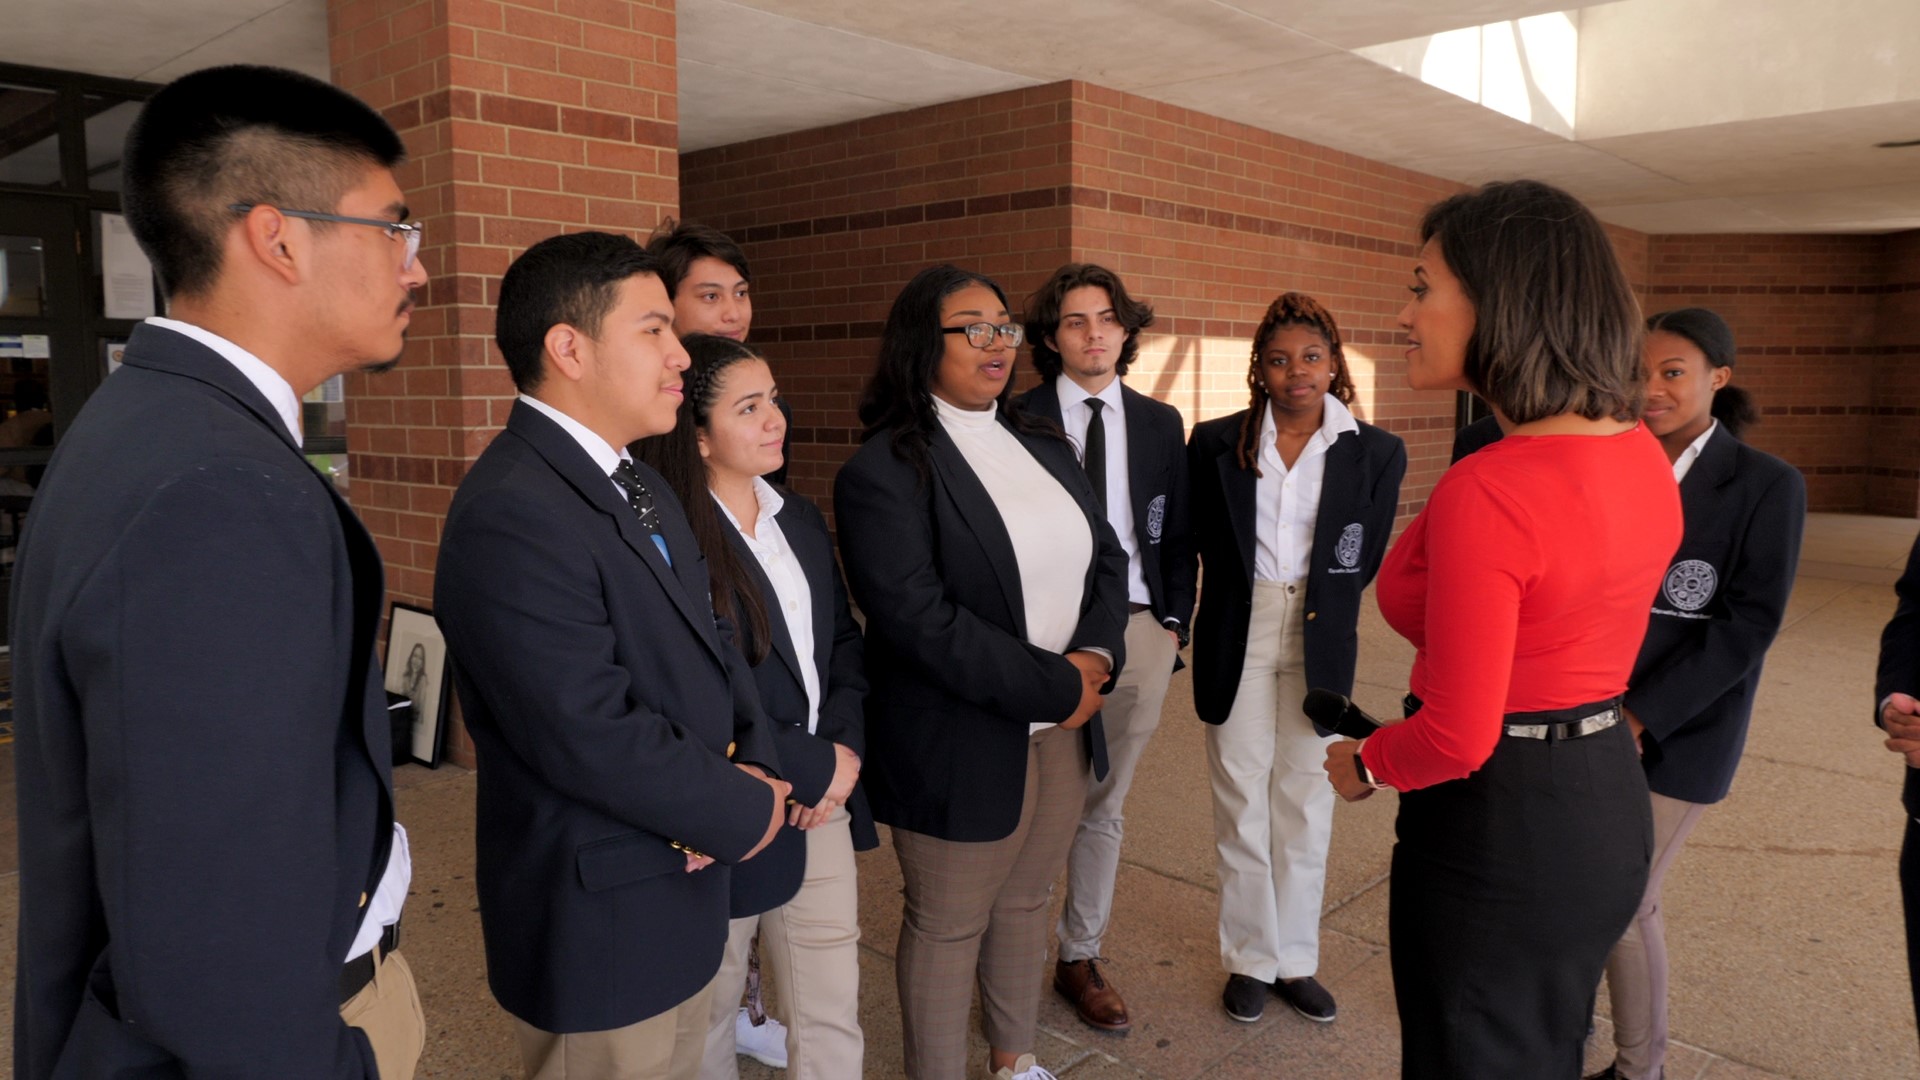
[101, 212, 157, 320]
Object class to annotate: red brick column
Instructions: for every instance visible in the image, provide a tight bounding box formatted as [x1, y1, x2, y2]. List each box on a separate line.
[328, 0, 679, 766]
[1871, 230, 1920, 517]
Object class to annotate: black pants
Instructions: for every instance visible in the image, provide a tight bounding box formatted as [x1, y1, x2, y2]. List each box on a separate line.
[1903, 816, 1920, 1040]
[1388, 702, 1653, 1079]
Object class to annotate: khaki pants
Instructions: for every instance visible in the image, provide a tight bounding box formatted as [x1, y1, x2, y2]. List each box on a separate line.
[1058, 609, 1178, 961]
[340, 947, 426, 1080]
[1602, 791, 1709, 1080]
[1206, 580, 1335, 982]
[699, 808, 864, 1080]
[892, 725, 1089, 1080]
[515, 972, 718, 1080]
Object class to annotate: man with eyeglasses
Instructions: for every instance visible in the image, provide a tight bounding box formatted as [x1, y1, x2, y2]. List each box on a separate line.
[11, 65, 426, 1080]
[1013, 263, 1194, 1034]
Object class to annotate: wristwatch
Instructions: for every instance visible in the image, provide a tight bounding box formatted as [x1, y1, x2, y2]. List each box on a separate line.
[1351, 744, 1390, 790]
[1163, 618, 1190, 649]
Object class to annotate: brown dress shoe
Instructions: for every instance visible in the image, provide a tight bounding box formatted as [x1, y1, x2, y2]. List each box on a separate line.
[1054, 958, 1131, 1032]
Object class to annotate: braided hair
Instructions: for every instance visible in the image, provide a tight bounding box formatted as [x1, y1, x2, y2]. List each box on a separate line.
[1234, 292, 1357, 475]
[632, 333, 774, 664]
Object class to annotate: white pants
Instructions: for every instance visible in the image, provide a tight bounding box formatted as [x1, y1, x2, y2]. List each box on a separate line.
[1205, 580, 1336, 983]
[699, 809, 863, 1080]
[1057, 609, 1179, 961]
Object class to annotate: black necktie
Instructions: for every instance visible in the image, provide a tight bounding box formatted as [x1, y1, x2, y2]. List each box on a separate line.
[1083, 398, 1108, 516]
[610, 460, 672, 567]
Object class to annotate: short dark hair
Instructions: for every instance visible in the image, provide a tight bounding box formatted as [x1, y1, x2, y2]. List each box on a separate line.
[1022, 263, 1155, 381]
[645, 217, 750, 298]
[1419, 180, 1643, 425]
[123, 65, 406, 299]
[857, 264, 1062, 483]
[496, 232, 662, 394]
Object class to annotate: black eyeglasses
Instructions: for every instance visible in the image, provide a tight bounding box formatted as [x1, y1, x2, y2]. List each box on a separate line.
[228, 203, 424, 270]
[943, 322, 1025, 349]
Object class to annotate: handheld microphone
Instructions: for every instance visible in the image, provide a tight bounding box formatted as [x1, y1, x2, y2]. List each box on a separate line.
[1302, 689, 1384, 740]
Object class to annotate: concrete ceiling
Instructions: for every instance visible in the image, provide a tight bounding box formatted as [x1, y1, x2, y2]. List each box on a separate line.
[5, 0, 1917, 234]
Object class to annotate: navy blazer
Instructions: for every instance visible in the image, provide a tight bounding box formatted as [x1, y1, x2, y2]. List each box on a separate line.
[833, 413, 1129, 843]
[1187, 409, 1407, 730]
[1629, 426, 1805, 804]
[12, 323, 394, 1079]
[1013, 379, 1198, 633]
[1877, 534, 1920, 817]
[435, 401, 782, 1034]
[720, 488, 877, 919]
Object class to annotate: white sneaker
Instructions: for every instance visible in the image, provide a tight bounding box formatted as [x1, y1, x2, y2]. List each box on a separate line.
[988, 1053, 1059, 1080]
[734, 1008, 789, 1068]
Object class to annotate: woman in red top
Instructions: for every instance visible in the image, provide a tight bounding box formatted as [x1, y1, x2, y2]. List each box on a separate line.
[1324, 180, 1683, 1078]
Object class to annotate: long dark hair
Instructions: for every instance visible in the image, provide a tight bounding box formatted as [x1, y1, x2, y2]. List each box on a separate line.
[1419, 180, 1643, 425]
[1646, 307, 1757, 439]
[1235, 292, 1357, 475]
[632, 333, 773, 664]
[856, 264, 1063, 483]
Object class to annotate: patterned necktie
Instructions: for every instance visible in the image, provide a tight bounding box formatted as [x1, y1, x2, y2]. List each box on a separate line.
[610, 460, 673, 567]
[1083, 397, 1108, 516]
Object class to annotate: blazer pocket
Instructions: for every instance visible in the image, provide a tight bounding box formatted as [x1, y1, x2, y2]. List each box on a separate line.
[576, 832, 686, 892]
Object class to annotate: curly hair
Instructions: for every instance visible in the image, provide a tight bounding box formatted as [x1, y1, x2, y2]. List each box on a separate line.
[1022, 262, 1155, 381]
[1234, 292, 1357, 475]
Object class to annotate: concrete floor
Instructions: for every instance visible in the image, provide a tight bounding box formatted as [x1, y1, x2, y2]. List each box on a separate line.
[1, 512, 1916, 1078]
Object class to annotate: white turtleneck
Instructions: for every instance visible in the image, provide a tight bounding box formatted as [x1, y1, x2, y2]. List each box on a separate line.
[933, 396, 1095, 732]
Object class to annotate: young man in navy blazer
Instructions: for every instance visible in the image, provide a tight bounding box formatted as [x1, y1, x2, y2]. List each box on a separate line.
[1878, 534, 1920, 1036]
[1014, 263, 1195, 1032]
[12, 66, 426, 1079]
[435, 232, 791, 1080]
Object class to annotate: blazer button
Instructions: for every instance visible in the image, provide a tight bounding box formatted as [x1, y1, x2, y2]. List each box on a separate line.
[359, 892, 368, 908]
[726, 741, 737, 759]
[1306, 611, 1317, 621]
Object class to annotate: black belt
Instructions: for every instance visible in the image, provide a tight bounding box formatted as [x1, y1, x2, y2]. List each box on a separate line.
[1128, 602, 1152, 614]
[339, 921, 402, 1005]
[1401, 694, 1621, 742]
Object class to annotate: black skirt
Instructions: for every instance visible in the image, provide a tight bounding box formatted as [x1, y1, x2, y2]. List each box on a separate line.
[1388, 697, 1653, 1079]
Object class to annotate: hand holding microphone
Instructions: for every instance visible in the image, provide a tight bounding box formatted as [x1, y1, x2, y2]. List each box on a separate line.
[1307, 689, 1390, 801]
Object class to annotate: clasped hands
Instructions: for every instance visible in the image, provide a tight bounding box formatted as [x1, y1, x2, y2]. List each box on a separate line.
[1884, 692, 1920, 768]
[1062, 650, 1111, 730]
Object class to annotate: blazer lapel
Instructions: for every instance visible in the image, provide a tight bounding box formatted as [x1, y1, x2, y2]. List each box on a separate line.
[1025, 380, 1065, 426]
[1681, 424, 1740, 498]
[778, 498, 838, 679]
[506, 402, 721, 660]
[722, 513, 807, 692]
[1310, 431, 1368, 570]
[1121, 385, 1162, 545]
[929, 425, 1029, 638]
[1215, 438, 1259, 587]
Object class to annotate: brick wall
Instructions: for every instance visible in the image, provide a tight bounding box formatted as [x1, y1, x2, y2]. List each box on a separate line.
[1644, 234, 1885, 512]
[681, 83, 1077, 508]
[329, 0, 679, 766]
[1871, 230, 1920, 516]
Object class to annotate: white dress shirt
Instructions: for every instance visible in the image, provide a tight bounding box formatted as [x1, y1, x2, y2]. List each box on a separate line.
[1253, 396, 1358, 584]
[146, 317, 302, 446]
[517, 393, 635, 504]
[143, 319, 412, 961]
[1672, 420, 1719, 483]
[1055, 377, 1153, 606]
[715, 478, 822, 734]
[934, 396, 1095, 733]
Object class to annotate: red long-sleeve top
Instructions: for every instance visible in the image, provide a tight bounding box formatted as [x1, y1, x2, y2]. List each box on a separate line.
[1360, 425, 1682, 792]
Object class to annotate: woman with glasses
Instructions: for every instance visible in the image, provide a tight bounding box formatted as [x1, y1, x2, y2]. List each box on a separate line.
[834, 264, 1128, 1080]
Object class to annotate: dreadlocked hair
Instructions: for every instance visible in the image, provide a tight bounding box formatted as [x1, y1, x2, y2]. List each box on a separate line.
[1234, 292, 1357, 476]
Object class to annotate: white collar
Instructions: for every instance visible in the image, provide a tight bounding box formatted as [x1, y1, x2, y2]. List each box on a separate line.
[932, 393, 1000, 431]
[517, 393, 629, 478]
[1055, 375, 1123, 414]
[1259, 393, 1358, 449]
[713, 476, 786, 533]
[146, 317, 302, 446]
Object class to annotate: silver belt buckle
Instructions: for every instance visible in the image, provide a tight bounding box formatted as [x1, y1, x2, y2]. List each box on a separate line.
[1504, 723, 1550, 740]
[1567, 708, 1620, 738]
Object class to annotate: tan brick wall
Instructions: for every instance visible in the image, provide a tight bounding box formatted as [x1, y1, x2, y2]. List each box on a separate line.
[329, 0, 678, 765]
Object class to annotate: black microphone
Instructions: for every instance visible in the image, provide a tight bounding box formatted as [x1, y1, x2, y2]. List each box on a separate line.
[1303, 689, 1384, 740]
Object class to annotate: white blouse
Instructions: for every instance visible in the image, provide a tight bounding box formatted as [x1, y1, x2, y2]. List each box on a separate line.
[933, 396, 1094, 732]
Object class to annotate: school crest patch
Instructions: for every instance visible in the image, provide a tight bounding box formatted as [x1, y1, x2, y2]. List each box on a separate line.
[1335, 523, 1363, 569]
[1663, 559, 1718, 612]
[1146, 494, 1166, 541]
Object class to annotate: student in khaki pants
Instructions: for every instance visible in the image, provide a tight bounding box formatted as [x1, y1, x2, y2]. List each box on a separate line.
[1013, 262, 1196, 1033]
